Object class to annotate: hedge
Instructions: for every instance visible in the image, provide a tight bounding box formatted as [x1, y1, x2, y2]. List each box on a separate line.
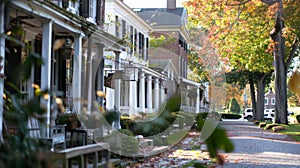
[296, 115, 300, 123]
[221, 113, 242, 119]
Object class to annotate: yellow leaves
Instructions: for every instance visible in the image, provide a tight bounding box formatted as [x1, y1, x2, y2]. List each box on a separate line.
[289, 71, 300, 97]
[96, 90, 106, 98]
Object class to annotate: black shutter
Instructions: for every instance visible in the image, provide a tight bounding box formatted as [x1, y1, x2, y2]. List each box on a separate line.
[80, 0, 89, 18]
[96, 0, 101, 25]
[146, 38, 149, 60]
[96, 0, 105, 26]
[62, 0, 69, 8]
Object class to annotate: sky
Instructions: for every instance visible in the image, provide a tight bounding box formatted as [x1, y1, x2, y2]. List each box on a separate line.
[123, 0, 186, 8]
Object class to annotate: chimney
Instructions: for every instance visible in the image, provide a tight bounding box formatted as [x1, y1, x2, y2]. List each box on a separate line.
[167, 0, 176, 9]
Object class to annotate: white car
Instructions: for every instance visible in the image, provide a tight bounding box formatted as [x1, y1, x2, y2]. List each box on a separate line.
[244, 108, 275, 121]
[264, 109, 275, 121]
[243, 108, 253, 120]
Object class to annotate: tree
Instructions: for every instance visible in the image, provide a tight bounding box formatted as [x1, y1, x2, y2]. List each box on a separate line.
[185, 0, 300, 123]
[229, 97, 241, 113]
[185, 0, 273, 121]
[261, 0, 300, 124]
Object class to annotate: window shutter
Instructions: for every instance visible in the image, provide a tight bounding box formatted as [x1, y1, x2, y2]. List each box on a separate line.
[62, 0, 69, 8]
[96, 0, 105, 26]
[80, 0, 90, 18]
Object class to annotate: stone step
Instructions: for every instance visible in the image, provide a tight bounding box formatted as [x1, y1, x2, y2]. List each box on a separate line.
[138, 138, 154, 153]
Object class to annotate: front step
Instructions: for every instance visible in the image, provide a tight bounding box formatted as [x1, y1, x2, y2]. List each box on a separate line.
[138, 138, 154, 153]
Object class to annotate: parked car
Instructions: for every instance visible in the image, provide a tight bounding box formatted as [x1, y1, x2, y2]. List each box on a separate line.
[264, 109, 275, 121]
[287, 111, 295, 123]
[244, 108, 276, 121]
[243, 108, 253, 120]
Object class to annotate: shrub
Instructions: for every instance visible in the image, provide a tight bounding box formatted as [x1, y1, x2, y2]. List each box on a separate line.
[120, 118, 136, 130]
[103, 109, 119, 125]
[264, 123, 280, 130]
[259, 122, 267, 128]
[296, 115, 300, 123]
[272, 126, 285, 132]
[228, 98, 241, 113]
[118, 129, 134, 136]
[221, 113, 242, 119]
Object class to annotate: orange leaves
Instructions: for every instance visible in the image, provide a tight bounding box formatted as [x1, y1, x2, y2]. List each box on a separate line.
[289, 71, 300, 98]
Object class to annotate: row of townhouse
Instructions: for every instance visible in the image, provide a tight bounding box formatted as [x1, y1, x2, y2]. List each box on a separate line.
[0, 0, 209, 139]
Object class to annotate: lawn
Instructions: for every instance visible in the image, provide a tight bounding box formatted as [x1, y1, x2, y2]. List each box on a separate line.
[278, 124, 300, 141]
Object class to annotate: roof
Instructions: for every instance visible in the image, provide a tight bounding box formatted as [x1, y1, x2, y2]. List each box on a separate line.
[149, 59, 173, 72]
[134, 8, 187, 26]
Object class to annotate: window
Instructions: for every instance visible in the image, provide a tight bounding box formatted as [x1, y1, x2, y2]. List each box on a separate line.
[145, 37, 149, 60]
[122, 20, 126, 38]
[70, 1, 75, 8]
[271, 98, 275, 105]
[115, 16, 119, 37]
[80, 0, 90, 18]
[264, 98, 268, 105]
[89, 0, 94, 18]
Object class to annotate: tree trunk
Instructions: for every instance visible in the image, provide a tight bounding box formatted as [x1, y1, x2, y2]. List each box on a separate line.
[256, 75, 266, 121]
[249, 76, 256, 120]
[272, 1, 288, 124]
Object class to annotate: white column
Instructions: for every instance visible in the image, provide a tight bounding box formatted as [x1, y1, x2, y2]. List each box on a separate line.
[114, 51, 121, 111]
[154, 78, 160, 112]
[41, 20, 52, 137]
[0, 2, 5, 142]
[160, 83, 165, 107]
[139, 72, 145, 112]
[196, 87, 200, 113]
[72, 34, 83, 113]
[129, 80, 137, 115]
[124, 81, 129, 106]
[87, 37, 93, 113]
[146, 75, 152, 111]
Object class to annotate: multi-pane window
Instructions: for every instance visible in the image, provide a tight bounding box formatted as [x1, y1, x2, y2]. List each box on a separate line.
[89, 0, 93, 18]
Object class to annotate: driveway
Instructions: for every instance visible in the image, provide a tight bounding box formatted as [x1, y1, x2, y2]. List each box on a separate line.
[219, 120, 300, 168]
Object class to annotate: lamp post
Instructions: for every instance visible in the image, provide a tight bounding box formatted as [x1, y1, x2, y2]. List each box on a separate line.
[61, 38, 74, 59]
[60, 38, 74, 112]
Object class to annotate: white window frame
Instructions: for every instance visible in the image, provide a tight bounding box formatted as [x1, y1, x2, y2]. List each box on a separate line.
[67, 1, 76, 14]
[264, 98, 268, 105]
[271, 98, 275, 105]
[86, 0, 94, 22]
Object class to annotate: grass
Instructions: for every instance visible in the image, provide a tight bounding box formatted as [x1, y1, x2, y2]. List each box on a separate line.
[257, 120, 300, 141]
[278, 124, 300, 141]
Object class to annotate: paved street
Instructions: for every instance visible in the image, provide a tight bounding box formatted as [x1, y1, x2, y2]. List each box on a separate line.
[219, 121, 300, 168]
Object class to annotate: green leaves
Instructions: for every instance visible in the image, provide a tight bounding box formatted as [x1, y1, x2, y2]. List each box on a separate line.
[196, 113, 234, 161]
